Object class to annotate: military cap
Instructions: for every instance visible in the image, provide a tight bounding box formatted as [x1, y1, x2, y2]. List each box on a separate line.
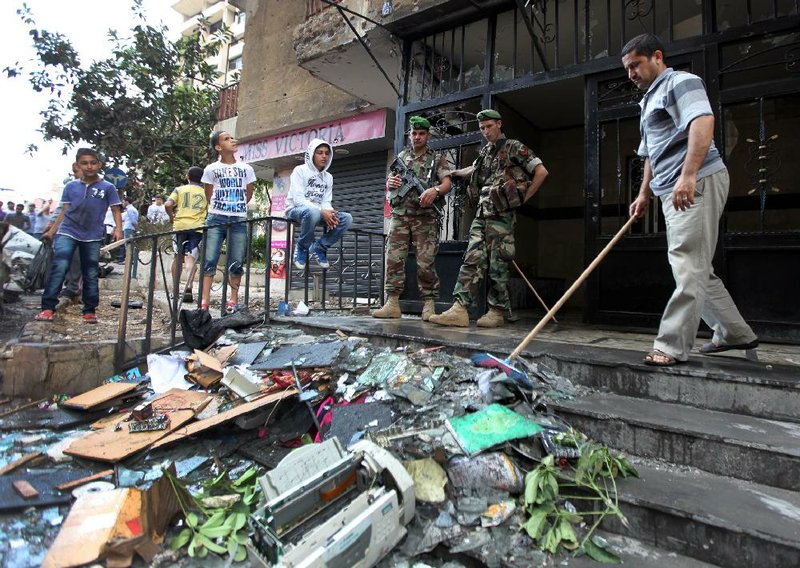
[408, 115, 431, 130]
[476, 109, 502, 121]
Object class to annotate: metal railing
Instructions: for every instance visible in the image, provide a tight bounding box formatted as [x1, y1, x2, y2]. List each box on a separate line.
[114, 215, 385, 371]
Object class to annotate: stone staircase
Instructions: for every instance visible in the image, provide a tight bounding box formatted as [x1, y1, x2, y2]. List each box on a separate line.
[549, 351, 800, 568]
[284, 315, 800, 567]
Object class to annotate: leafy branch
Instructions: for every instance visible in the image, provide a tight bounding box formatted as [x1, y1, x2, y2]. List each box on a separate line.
[165, 466, 260, 562]
[521, 430, 639, 563]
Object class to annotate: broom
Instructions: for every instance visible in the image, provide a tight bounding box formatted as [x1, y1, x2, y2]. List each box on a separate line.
[472, 215, 638, 382]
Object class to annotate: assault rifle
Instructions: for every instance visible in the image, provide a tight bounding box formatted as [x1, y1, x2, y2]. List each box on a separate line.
[389, 157, 443, 216]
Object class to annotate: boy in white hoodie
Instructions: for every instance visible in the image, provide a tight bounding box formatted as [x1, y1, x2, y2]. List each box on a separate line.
[285, 138, 353, 269]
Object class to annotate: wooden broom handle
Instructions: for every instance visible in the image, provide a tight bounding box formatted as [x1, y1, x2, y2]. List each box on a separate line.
[509, 215, 637, 361]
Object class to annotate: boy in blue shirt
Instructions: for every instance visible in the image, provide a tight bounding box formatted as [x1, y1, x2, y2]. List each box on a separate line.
[37, 148, 123, 323]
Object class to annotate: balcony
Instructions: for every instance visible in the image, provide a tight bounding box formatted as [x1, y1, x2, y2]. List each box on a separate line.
[172, 0, 206, 18]
[217, 82, 239, 121]
[294, 0, 399, 108]
[305, 0, 342, 19]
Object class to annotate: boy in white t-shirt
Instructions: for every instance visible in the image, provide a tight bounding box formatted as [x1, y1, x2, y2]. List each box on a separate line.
[200, 131, 256, 313]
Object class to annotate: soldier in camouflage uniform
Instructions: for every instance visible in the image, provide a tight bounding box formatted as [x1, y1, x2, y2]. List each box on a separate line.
[430, 109, 549, 328]
[373, 116, 452, 320]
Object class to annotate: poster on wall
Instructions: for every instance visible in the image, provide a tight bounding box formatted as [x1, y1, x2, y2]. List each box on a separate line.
[268, 170, 291, 280]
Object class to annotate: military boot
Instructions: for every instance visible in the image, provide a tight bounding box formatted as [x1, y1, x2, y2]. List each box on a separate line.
[421, 299, 436, 322]
[429, 301, 469, 327]
[476, 307, 504, 328]
[372, 295, 401, 318]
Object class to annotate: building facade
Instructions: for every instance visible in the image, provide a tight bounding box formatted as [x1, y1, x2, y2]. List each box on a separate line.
[232, 0, 800, 341]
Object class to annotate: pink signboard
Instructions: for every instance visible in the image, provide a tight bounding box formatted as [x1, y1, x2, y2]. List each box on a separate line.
[238, 109, 387, 164]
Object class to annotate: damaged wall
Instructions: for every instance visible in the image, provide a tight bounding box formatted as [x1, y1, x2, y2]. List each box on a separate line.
[234, 0, 357, 142]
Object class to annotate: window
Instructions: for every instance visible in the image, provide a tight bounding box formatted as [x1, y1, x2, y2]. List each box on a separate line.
[229, 56, 243, 71]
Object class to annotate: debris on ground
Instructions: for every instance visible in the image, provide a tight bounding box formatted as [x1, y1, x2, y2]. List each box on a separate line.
[0, 316, 638, 567]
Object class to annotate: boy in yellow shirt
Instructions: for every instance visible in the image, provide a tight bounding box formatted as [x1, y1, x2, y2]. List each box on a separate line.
[165, 166, 208, 303]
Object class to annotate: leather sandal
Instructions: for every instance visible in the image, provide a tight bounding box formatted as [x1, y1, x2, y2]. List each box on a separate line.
[643, 349, 681, 367]
[699, 339, 759, 354]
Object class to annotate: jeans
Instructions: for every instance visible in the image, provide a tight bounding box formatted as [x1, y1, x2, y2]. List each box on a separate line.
[202, 214, 247, 276]
[285, 206, 353, 252]
[42, 235, 100, 314]
[60, 247, 82, 298]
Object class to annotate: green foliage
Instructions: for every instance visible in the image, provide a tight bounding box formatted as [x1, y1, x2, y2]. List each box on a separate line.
[166, 465, 259, 563]
[6, 0, 230, 203]
[521, 430, 636, 563]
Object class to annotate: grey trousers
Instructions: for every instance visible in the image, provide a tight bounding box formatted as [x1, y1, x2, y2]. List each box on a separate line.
[655, 169, 757, 361]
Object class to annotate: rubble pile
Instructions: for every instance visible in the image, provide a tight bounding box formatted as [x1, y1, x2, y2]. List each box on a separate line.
[0, 316, 636, 567]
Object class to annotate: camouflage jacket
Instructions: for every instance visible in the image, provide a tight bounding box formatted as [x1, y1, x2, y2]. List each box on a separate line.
[470, 136, 543, 217]
[389, 147, 450, 216]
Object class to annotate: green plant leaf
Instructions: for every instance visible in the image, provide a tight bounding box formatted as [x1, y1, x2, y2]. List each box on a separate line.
[198, 534, 228, 554]
[524, 470, 540, 505]
[169, 527, 192, 551]
[201, 511, 226, 530]
[201, 524, 233, 539]
[559, 517, 579, 550]
[234, 544, 247, 562]
[186, 512, 198, 528]
[583, 538, 622, 564]
[523, 507, 549, 541]
[235, 531, 249, 545]
[233, 512, 247, 532]
[188, 534, 200, 557]
[233, 467, 257, 487]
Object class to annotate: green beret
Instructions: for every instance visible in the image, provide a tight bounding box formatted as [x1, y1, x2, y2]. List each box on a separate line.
[409, 116, 431, 130]
[477, 109, 502, 121]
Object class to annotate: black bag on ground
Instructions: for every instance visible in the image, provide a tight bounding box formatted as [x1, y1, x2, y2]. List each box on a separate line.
[179, 308, 261, 350]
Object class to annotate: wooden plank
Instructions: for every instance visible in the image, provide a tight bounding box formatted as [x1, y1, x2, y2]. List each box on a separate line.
[55, 469, 115, 492]
[13, 480, 39, 499]
[0, 399, 46, 419]
[62, 383, 139, 411]
[0, 452, 43, 475]
[42, 488, 140, 568]
[152, 389, 295, 450]
[64, 390, 210, 463]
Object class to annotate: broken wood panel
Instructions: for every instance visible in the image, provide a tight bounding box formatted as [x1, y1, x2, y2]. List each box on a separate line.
[12, 480, 39, 499]
[42, 488, 142, 568]
[0, 452, 42, 475]
[54, 469, 115, 491]
[64, 389, 210, 463]
[62, 382, 139, 410]
[151, 389, 296, 450]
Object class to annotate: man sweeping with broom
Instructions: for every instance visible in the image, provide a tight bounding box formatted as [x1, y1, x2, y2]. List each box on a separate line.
[623, 34, 758, 366]
[430, 109, 548, 328]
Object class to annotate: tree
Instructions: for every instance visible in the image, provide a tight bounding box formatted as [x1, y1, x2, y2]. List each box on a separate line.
[5, 0, 229, 201]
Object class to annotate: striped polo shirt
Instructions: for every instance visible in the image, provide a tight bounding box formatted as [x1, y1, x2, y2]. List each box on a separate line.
[637, 68, 726, 196]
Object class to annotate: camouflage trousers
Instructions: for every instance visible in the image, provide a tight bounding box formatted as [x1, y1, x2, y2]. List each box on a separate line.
[384, 213, 440, 299]
[453, 212, 515, 309]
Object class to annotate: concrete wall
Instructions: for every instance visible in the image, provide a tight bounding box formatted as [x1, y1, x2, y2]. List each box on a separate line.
[235, 0, 358, 141]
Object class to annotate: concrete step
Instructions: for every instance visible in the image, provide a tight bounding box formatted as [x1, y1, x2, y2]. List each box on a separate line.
[551, 392, 800, 491]
[532, 345, 800, 424]
[604, 461, 800, 568]
[286, 316, 800, 423]
[565, 531, 719, 567]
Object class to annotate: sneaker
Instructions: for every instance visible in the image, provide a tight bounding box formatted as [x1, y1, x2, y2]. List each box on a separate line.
[293, 246, 308, 270]
[83, 313, 98, 324]
[309, 243, 330, 269]
[182, 290, 194, 304]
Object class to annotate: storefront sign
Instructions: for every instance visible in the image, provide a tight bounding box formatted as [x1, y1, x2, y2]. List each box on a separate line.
[237, 109, 387, 163]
